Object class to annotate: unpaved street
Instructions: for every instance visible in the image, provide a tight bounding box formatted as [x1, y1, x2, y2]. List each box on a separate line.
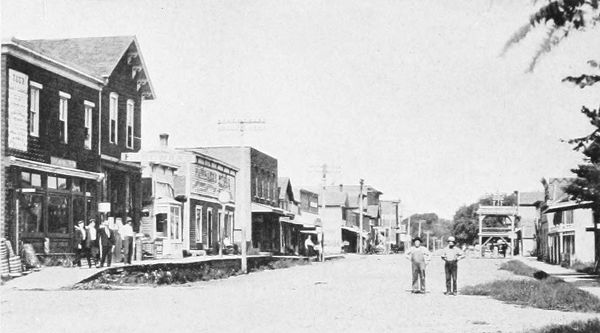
[2, 255, 599, 333]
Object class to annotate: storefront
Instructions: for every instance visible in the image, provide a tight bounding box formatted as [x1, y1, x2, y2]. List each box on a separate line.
[140, 197, 183, 259]
[5, 157, 103, 254]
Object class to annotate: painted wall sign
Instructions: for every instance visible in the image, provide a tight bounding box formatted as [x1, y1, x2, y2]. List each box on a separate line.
[190, 164, 235, 199]
[51, 156, 78, 169]
[8, 69, 29, 151]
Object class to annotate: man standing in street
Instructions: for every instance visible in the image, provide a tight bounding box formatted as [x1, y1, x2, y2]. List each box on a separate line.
[304, 235, 314, 258]
[405, 237, 431, 293]
[120, 218, 134, 264]
[441, 236, 465, 295]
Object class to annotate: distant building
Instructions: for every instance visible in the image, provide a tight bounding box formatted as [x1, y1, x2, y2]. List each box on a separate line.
[194, 147, 282, 252]
[380, 199, 401, 247]
[516, 192, 544, 256]
[278, 178, 321, 255]
[125, 138, 238, 257]
[542, 178, 594, 265]
[1, 36, 155, 255]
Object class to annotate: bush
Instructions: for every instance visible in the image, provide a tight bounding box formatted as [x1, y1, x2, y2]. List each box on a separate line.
[462, 279, 600, 312]
[499, 260, 538, 277]
[247, 247, 261, 255]
[570, 260, 596, 274]
[526, 319, 600, 333]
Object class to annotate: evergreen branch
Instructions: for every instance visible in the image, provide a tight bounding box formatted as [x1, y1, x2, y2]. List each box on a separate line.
[562, 74, 600, 87]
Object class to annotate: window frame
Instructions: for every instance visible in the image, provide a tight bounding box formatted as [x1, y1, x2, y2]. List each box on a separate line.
[126, 99, 134, 149]
[195, 206, 203, 243]
[29, 82, 42, 137]
[109, 92, 119, 144]
[58, 91, 70, 144]
[84, 101, 94, 150]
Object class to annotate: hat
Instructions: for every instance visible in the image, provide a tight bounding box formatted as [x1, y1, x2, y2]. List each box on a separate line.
[412, 237, 422, 243]
[447, 236, 456, 243]
[126, 217, 133, 222]
[77, 220, 84, 225]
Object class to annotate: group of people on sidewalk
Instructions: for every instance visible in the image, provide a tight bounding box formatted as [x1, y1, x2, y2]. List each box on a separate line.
[405, 236, 465, 295]
[72, 218, 135, 268]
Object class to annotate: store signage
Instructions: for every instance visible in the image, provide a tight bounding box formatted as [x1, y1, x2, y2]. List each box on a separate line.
[98, 202, 111, 213]
[8, 69, 29, 151]
[190, 165, 235, 199]
[51, 156, 77, 169]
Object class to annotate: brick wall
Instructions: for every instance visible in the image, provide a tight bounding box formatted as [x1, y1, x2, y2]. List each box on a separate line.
[250, 148, 278, 207]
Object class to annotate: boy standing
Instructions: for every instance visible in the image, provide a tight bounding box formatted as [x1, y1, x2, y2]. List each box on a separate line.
[405, 237, 431, 293]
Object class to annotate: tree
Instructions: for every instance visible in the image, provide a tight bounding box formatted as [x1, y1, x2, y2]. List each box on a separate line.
[505, 0, 600, 269]
[452, 203, 480, 245]
[502, 0, 600, 72]
[402, 213, 453, 247]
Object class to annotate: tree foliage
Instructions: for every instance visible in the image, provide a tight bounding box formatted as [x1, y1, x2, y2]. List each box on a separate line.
[402, 213, 453, 242]
[502, 0, 600, 72]
[452, 203, 480, 245]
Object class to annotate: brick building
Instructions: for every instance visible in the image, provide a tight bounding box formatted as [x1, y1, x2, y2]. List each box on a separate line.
[195, 147, 282, 252]
[1, 36, 155, 255]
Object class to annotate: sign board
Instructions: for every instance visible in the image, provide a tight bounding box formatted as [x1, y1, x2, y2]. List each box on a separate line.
[8, 69, 29, 151]
[98, 202, 111, 213]
[190, 165, 235, 199]
[50, 156, 77, 169]
[218, 191, 231, 204]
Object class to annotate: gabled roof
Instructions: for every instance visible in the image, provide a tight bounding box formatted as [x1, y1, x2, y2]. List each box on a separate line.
[549, 178, 576, 203]
[519, 192, 545, 206]
[319, 191, 349, 207]
[278, 177, 295, 202]
[8, 36, 155, 99]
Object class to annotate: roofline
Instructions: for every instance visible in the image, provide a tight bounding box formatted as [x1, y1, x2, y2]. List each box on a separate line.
[2, 39, 104, 90]
[130, 36, 156, 100]
[175, 148, 239, 172]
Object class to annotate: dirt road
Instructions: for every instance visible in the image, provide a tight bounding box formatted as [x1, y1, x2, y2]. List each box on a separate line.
[2, 255, 599, 333]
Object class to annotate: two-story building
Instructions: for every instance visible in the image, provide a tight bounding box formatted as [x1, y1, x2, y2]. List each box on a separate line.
[188, 146, 280, 253]
[542, 178, 595, 266]
[1, 36, 155, 255]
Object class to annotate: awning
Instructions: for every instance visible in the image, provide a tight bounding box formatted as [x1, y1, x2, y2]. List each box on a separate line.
[252, 202, 285, 215]
[8, 156, 104, 181]
[543, 201, 593, 214]
[342, 226, 368, 238]
[280, 217, 303, 226]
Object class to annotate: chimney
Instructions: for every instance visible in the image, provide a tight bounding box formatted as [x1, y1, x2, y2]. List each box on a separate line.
[159, 133, 169, 149]
[339, 184, 343, 192]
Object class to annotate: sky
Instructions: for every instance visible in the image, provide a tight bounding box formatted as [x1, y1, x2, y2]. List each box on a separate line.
[2, 0, 600, 218]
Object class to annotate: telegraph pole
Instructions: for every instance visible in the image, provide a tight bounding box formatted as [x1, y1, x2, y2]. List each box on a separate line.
[418, 219, 424, 238]
[424, 230, 431, 250]
[217, 118, 266, 273]
[309, 163, 340, 261]
[359, 179, 364, 254]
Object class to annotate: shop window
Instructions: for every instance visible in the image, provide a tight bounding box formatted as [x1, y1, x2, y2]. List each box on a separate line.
[156, 213, 167, 235]
[207, 208, 213, 246]
[71, 178, 82, 192]
[48, 176, 57, 189]
[73, 197, 86, 225]
[48, 195, 69, 234]
[48, 176, 67, 190]
[170, 206, 181, 240]
[18, 194, 43, 234]
[195, 206, 203, 243]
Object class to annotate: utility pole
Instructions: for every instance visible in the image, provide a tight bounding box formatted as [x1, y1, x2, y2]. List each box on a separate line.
[309, 163, 340, 261]
[406, 213, 412, 251]
[217, 119, 266, 273]
[418, 219, 424, 238]
[424, 230, 431, 250]
[359, 178, 364, 254]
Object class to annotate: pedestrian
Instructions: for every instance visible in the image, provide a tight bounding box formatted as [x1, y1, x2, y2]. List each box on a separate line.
[98, 220, 115, 267]
[73, 220, 88, 267]
[121, 218, 134, 264]
[85, 219, 98, 266]
[441, 236, 465, 295]
[304, 235, 314, 257]
[405, 237, 431, 293]
[112, 218, 123, 263]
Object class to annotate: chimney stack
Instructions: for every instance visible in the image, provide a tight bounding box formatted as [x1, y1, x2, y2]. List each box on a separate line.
[339, 184, 343, 192]
[159, 133, 169, 149]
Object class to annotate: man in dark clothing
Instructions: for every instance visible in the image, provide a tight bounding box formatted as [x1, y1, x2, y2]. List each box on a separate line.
[98, 220, 115, 267]
[73, 220, 89, 267]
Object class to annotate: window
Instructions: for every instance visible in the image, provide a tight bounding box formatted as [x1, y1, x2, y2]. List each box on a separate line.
[18, 194, 44, 234]
[156, 212, 167, 234]
[47, 176, 67, 190]
[29, 82, 42, 137]
[195, 206, 203, 243]
[59, 92, 70, 143]
[20, 171, 41, 188]
[109, 93, 118, 144]
[170, 206, 181, 240]
[126, 99, 134, 148]
[48, 195, 69, 234]
[84, 101, 94, 150]
[207, 208, 213, 246]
